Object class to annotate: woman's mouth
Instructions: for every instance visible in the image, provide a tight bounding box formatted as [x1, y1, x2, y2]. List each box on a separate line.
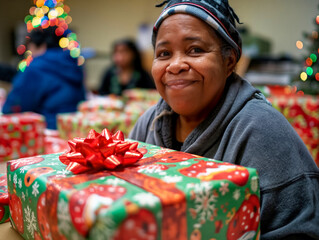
[165, 80, 197, 89]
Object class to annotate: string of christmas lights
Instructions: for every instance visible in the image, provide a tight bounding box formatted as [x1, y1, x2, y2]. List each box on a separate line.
[17, 0, 84, 72]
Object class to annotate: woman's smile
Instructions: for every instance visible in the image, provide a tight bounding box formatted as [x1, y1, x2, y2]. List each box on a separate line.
[165, 79, 198, 89]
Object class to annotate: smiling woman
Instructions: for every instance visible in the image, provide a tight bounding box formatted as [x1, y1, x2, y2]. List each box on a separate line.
[152, 14, 236, 134]
[129, 0, 319, 239]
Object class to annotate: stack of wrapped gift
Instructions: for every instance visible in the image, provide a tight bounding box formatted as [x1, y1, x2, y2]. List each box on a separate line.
[57, 90, 162, 140]
[6, 129, 260, 240]
[0, 112, 46, 161]
[268, 94, 319, 166]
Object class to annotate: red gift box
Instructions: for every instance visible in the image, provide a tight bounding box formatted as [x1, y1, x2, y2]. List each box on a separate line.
[0, 112, 46, 161]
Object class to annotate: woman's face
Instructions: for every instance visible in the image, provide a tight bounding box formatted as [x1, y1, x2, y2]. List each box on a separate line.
[152, 14, 236, 120]
[113, 44, 134, 69]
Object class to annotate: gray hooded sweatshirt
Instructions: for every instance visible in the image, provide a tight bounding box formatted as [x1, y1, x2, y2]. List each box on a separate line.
[129, 73, 319, 239]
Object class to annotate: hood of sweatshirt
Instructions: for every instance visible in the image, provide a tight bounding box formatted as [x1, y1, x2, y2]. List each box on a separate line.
[151, 73, 263, 156]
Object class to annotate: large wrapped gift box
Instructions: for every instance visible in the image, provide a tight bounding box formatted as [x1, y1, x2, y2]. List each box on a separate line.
[268, 94, 319, 166]
[0, 112, 46, 161]
[57, 111, 140, 140]
[0, 173, 9, 224]
[7, 141, 260, 240]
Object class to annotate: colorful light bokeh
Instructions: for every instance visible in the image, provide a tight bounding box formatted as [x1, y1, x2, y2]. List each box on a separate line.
[296, 40, 303, 49]
[306, 57, 313, 67]
[17, 0, 84, 72]
[306, 67, 314, 76]
[301, 51, 319, 81]
[310, 53, 317, 62]
[300, 72, 308, 81]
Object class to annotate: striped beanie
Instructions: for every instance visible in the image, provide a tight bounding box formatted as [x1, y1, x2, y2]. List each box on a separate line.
[152, 0, 242, 61]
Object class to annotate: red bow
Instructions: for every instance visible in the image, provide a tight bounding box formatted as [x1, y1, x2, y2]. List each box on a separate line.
[59, 129, 143, 174]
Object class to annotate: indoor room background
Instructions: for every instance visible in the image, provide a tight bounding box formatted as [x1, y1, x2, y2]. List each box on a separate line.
[0, 0, 317, 90]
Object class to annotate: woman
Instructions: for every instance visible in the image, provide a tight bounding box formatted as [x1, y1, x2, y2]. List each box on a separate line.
[129, 0, 319, 239]
[3, 26, 86, 129]
[98, 38, 155, 95]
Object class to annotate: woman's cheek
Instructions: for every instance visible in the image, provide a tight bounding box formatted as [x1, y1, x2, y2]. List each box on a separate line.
[152, 62, 164, 85]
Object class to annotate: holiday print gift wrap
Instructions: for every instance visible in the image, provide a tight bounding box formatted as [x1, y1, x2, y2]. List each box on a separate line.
[57, 111, 140, 140]
[122, 88, 160, 103]
[268, 94, 319, 166]
[78, 96, 124, 113]
[123, 100, 157, 118]
[0, 173, 9, 224]
[0, 112, 46, 161]
[7, 141, 260, 240]
[44, 136, 68, 155]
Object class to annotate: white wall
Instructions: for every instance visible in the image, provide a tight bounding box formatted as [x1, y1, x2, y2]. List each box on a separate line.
[229, 0, 318, 57]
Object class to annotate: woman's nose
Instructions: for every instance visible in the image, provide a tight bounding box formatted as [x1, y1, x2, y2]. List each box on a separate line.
[166, 55, 190, 74]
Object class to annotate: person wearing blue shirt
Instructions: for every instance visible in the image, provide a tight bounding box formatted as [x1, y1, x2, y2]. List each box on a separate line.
[3, 26, 86, 129]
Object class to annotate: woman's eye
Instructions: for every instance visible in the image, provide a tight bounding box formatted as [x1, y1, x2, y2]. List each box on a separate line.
[190, 47, 204, 54]
[157, 51, 170, 58]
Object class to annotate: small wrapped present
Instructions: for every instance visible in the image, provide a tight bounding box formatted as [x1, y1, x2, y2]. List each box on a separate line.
[7, 129, 260, 240]
[44, 136, 69, 155]
[0, 112, 46, 161]
[57, 111, 140, 140]
[78, 95, 124, 113]
[268, 94, 319, 166]
[0, 173, 9, 224]
[122, 88, 160, 103]
[123, 100, 157, 117]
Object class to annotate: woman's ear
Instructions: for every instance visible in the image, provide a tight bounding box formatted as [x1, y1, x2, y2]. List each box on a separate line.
[226, 49, 237, 77]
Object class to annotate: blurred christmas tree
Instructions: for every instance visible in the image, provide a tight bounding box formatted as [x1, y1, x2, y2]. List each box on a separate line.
[17, 0, 84, 72]
[293, 6, 319, 95]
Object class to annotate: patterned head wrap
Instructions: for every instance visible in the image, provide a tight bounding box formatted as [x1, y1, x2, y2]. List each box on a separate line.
[152, 0, 242, 61]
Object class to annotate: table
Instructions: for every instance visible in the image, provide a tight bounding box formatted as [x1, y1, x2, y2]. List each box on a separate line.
[0, 222, 23, 240]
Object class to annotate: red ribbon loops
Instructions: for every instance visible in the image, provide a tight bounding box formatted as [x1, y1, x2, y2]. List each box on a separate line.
[59, 129, 143, 174]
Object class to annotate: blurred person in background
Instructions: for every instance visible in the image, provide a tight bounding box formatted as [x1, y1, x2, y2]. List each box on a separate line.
[98, 38, 155, 95]
[2, 26, 86, 129]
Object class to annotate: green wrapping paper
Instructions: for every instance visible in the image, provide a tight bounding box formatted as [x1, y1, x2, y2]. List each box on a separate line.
[0, 173, 9, 224]
[7, 141, 260, 240]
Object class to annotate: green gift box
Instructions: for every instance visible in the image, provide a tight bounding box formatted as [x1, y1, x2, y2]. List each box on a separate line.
[7, 141, 260, 240]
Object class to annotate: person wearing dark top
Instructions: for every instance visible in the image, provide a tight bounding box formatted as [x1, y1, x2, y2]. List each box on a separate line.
[98, 38, 155, 95]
